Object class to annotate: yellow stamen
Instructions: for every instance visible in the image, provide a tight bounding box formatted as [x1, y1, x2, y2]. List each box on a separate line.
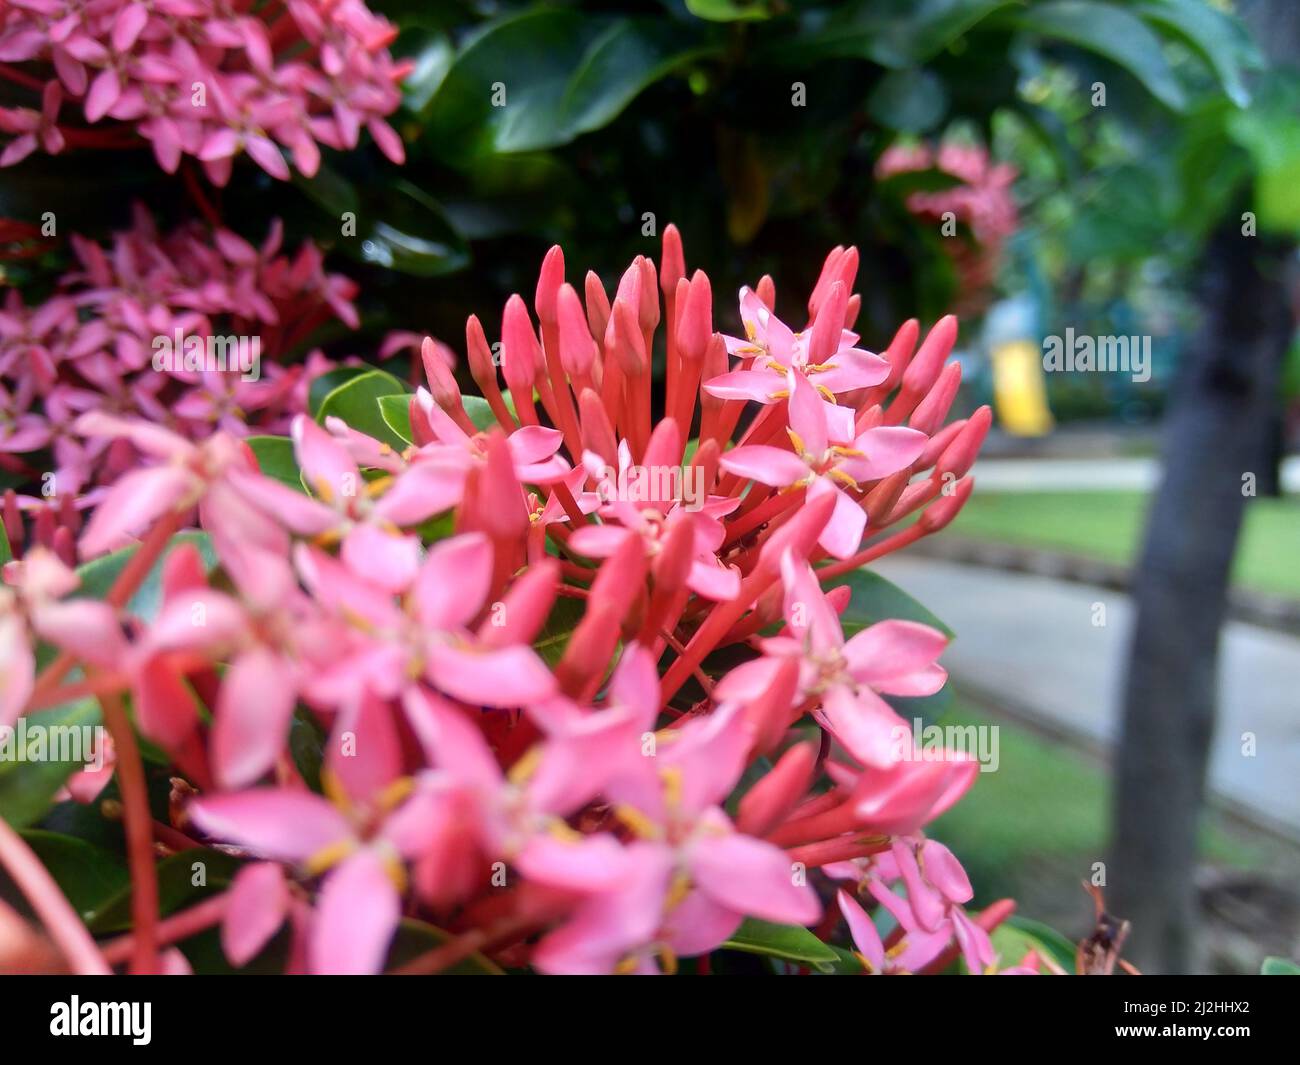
[507, 745, 544, 786]
[658, 947, 679, 975]
[546, 819, 584, 843]
[828, 469, 859, 490]
[321, 767, 351, 813]
[304, 837, 358, 877]
[660, 766, 684, 811]
[785, 427, 806, 455]
[376, 776, 415, 813]
[364, 475, 394, 498]
[665, 870, 692, 911]
[381, 849, 408, 894]
[614, 803, 662, 840]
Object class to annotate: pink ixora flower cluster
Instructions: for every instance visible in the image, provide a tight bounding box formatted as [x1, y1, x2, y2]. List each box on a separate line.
[0, 0, 408, 181]
[876, 140, 1018, 314]
[0, 204, 361, 563]
[1, 228, 1036, 977]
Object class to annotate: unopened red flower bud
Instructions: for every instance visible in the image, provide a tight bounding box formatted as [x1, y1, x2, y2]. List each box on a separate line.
[607, 299, 646, 375]
[637, 256, 660, 333]
[920, 476, 974, 533]
[676, 270, 713, 363]
[894, 315, 958, 420]
[578, 387, 618, 465]
[421, 336, 462, 410]
[584, 270, 611, 343]
[936, 404, 991, 481]
[501, 294, 542, 394]
[738, 741, 816, 833]
[556, 283, 596, 378]
[534, 245, 564, 325]
[807, 281, 847, 366]
[661, 224, 685, 298]
[909, 361, 962, 436]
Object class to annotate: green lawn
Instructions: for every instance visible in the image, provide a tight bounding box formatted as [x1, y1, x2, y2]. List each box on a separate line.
[951, 491, 1300, 600]
[927, 701, 1280, 943]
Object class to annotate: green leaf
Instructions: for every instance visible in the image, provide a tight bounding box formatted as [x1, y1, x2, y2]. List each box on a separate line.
[74, 531, 215, 620]
[0, 699, 103, 829]
[464, 394, 505, 432]
[377, 393, 415, 446]
[424, 11, 713, 160]
[384, 917, 504, 974]
[1007, 0, 1187, 112]
[1227, 97, 1300, 237]
[991, 914, 1077, 971]
[315, 368, 409, 448]
[554, 19, 715, 143]
[721, 918, 841, 972]
[0, 519, 11, 565]
[833, 567, 954, 638]
[686, 0, 773, 21]
[868, 68, 949, 133]
[296, 168, 470, 278]
[246, 435, 306, 493]
[16, 830, 129, 918]
[309, 366, 373, 418]
[789, 0, 1016, 68]
[423, 9, 603, 160]
[1135, 0, 1257, 109]
[533, 596, 587, 667]
[86, 848, 245, 934]
[1262, 956, 1300, 975]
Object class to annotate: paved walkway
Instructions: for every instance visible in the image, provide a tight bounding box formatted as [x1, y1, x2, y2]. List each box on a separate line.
[970, 457, 1300, 493]
[874, 556, 1300, 838]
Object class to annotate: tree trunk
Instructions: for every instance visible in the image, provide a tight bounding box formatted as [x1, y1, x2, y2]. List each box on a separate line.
[1110, 219, 1294, 973]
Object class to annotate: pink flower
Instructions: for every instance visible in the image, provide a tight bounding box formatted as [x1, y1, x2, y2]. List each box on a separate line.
[189, 696, 441, 974]
[718, 551, 948, 768]
[720, 372, 926, 557]
[0, 0, 408, 183]
[703, 285, 888, 404]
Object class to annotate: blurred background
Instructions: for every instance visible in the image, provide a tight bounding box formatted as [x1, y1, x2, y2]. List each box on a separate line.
[3, 0, 1298, 973]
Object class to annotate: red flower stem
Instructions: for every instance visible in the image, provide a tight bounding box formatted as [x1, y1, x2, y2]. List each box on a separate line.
[786, 836, 891, 868]
[660, 563, 779, 702]
[815, 523, 927, 581]
[723, 488, 802, 546]
[539, 319, 583, 460]
[29, 511, 184, 705]
[670, 357, 702, 446]
[599, 354, 624, 430]
[183, 163, 223, 229]
[95, 685, 159, 974]
[549, 480, 589, 526]
[0, 818, 111, 974]
[629, 369, 652, 461]
[99, 891, 230, 966]
[473, 359, 516, 430]
[27, 651, 211, 714]
[0, 64, 43, 91]
[391, 911, 546, 975]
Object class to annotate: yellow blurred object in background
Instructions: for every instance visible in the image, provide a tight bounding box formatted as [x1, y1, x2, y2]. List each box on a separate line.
[991, 339, 1054, 436]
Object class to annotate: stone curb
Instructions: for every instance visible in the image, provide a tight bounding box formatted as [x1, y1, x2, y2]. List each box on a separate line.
[907, 535, 1300, 637]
